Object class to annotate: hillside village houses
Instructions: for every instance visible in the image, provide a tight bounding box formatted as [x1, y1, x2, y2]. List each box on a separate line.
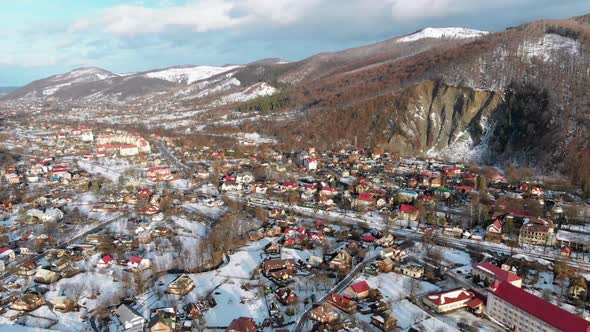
[2, 120, 590, 332]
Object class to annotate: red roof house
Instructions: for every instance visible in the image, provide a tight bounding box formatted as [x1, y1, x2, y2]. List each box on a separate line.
[472, 263, 522, 287]
[226, 317, 257, 332]
[346, 280, 371, 299]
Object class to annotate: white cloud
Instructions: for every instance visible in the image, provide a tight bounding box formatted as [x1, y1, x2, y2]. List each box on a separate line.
[389, 0, 521, 21]
[71, 0, 320, 36]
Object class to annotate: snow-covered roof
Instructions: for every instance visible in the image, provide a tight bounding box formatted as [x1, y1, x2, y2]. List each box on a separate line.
[425, 288, 473, 305]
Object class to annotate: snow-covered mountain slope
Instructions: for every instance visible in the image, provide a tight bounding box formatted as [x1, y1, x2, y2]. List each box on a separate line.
[518, 33, 582, 62]
[217, 82, 277, 105]
[398, 27, 489, 42]
[50, 67, 119, 84]
[144, 65, 242, 84]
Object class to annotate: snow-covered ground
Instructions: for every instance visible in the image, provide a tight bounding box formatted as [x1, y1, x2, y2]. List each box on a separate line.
[145, 65, 242, 84]
[357, 273, 440, 302]
[141, 239, 271, 326]
[519, 33, 582, 62]
[183, 201, 227, 220]
[77, 158, 133, 183]
[398, 27, 488, 42]
[212, 82, 277, 106]
[393, 299, 431, 330]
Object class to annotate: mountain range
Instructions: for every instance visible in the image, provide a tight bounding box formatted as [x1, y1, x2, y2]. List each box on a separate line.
[2, 15, 589, 183]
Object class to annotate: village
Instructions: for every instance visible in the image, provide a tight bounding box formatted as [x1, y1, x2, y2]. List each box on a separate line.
[0, 121, 589, 332]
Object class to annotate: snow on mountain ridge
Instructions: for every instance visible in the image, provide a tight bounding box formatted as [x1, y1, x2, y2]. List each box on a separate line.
[145, 65, 243, 84]
[518, 33, 582, 62]
[51, 67, 119, 83]
[208, 82, 277, 107]
[398, 27, 489, 43]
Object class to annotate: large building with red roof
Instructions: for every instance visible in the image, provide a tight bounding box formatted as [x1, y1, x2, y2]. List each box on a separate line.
[472, 262, 523, 288]
[488, 281, 590, 332]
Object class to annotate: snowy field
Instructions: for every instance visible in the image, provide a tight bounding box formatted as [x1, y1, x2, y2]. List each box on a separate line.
[78, 158, 133, 183]
[357, 273, 440, 302]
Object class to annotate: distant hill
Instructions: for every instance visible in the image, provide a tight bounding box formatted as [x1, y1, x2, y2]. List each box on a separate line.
[0, 87, 17, 96]
[2, 13, 589, 179]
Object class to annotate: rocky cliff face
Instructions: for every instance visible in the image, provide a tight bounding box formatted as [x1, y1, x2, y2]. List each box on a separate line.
[268, 80, 504, 163]
[384, 81, 503, 161]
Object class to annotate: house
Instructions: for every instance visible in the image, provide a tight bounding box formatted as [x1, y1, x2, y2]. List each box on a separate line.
[398, 189, 419, 201]
[136, 188, 154, 200]
[115, 304, 146, 331]
[399, 204, 419, 221]
[443, 167, 461, 177]
[11, 292, 46, 311]
[353, 192, 374, 207]
[518, 218, 555, 246]
[51, 168, 72, 181]
[487, 281, 590, 332]
[265, 242, 281, 255]
[262, 259, 296, 276]
[401, 264, 424, 278]
[138, 204, 161, 215]
[375, 234, 395, 247]
[327, 293, 357, 313]
[472, 262, 522, 288]
[304, 157, 318, 171]
[275, 287, 297, 305]
[423, 288, 475, 313]
[222, 181, 243, 192]
[34, 268, 60, 284]
[147, 310, 176, 332]
[309, 303, 339, 324]
[329, 250, 352, 271]
[147, 167, 172, 182]
[377, 258, 394, 273]
[51, 296, 77, 312]
[18, 261, 38, 276]
[380, 247, 394, 260]
[281, 182, 298, 191]
[485, 219, 503, 242]
[226, 317, 257, 332]
[236, 173, 254, 185]
[430, 177, 442, 188]
[5, 173, 20, 184]
[97, 255, 114, 269]
[127, 256, 151, 272]
[345, 280, 371, 299]
[371, 313, 397, 332]
[302, 184, 317, 195]
[0, 246, 15, 262]
[320, 186, 338, 197]
[167, 274, 195, 296]
[269, 208, 285, 218]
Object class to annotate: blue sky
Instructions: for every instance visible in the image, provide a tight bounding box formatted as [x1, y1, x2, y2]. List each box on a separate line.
[1, 0, 589, 86]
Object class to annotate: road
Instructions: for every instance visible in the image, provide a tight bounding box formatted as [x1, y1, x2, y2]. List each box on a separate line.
[245, 197, 590, 272]
[156, 141, 191, 174]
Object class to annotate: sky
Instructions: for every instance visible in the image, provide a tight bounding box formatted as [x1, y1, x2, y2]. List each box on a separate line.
[1, 0, 589, 86]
